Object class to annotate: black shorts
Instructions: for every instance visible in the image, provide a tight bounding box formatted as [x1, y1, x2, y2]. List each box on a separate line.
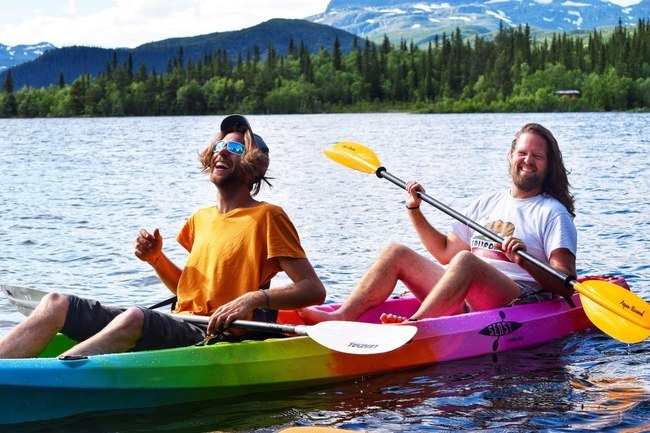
[61, 295, 205, 351]
[60, 295, 285, 350]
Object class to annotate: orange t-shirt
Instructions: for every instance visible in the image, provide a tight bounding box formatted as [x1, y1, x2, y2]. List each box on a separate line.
[174, 202, 306, 315]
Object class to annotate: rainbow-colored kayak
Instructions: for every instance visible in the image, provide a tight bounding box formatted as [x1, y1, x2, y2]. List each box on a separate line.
[0, 276, 626, 425]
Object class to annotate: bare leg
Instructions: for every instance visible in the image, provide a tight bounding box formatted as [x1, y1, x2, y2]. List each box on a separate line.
[410, 250, 521, 320]
[0, 293, 69, 358]
[60, 307, 145, 357]
[299, 243, 445, 323]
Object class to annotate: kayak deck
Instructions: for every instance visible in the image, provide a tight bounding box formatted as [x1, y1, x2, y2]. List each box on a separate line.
[0, 276, 626, 425]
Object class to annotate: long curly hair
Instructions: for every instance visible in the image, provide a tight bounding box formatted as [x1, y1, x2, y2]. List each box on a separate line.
[199, 129, 272, 196]
[510, 123, 575, 217]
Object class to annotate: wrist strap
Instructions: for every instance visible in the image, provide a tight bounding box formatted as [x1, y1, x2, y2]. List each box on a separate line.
[259, 289, 271, 309]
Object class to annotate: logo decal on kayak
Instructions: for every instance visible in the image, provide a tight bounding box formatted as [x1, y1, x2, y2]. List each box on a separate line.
[479, 311, 522, 351]
[347, 342, 379, 350]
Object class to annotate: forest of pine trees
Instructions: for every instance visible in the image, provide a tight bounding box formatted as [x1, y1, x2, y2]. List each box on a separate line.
[1, 19, 650, 117]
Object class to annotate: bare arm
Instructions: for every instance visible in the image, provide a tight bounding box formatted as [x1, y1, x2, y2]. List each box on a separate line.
[405, 181, 469, 264]
[134, 228, 182, 294]
[266, 257, 327, 309]
[206, 257, 325, 334]
[524, 248, 576, 299]
[500, 236, 576, 299]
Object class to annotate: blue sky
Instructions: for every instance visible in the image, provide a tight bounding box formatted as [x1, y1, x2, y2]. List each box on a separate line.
[0, 0, 330, 48]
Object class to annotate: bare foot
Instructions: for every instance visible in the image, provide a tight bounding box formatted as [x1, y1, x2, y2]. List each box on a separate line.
[297, 307, 341, 325]
[380, 313, 413, 324]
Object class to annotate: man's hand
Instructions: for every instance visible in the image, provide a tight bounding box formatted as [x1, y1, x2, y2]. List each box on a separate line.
[498, 236, 527, 264]
[405, 180, 424, 209]
[134, 228, 163, 264]
[206, 291, 263, 336]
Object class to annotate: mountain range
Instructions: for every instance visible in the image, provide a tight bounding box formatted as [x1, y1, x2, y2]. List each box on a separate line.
[1, 19, 360, 89]
[307, 0, 650, 44]
[2, 0, 649, 89]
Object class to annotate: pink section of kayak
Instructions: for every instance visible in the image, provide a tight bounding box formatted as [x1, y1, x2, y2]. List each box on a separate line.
[279, 275, 627, 375]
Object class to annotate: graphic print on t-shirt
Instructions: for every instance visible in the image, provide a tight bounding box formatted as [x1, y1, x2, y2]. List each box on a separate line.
[470, 219, 515, 261]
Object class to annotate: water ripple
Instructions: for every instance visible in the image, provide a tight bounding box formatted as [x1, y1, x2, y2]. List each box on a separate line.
[0, 113, 648, 432]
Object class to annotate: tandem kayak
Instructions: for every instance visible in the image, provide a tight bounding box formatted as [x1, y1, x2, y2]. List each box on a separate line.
[0, 275, 628, 425]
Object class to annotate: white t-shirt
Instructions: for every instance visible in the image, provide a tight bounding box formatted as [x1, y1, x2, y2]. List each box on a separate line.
[452, 190, 577, 284]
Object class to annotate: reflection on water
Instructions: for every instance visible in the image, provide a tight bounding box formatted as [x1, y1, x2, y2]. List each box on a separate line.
[5, 331, 648, 433]
[571, 377, 648, 431]
[0, 113, 648, 432]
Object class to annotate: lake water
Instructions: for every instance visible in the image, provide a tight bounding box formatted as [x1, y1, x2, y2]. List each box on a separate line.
[0, 113, 648, 432]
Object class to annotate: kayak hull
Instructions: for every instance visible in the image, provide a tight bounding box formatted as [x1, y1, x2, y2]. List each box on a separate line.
[0, 276, 625, 425]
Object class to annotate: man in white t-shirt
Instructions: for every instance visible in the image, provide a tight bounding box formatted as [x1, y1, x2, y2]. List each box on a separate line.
[300, 123, 577, 324]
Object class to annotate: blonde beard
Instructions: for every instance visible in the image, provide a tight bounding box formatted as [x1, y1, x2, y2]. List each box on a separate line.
[210, 165, 248, 191]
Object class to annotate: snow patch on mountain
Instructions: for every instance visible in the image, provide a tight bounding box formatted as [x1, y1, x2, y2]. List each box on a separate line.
[0, 42, 56, 71]
[562, 1, 592, 6]
[566, 10, 584, 26]
[308, 0, 649, 44]
[486, 9, 513, 25]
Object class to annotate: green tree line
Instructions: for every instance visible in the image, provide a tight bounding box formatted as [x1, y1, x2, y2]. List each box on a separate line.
[2, 19, 650, 117]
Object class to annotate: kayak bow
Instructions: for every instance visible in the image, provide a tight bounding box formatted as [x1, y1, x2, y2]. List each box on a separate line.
[0, 275, 627, 424]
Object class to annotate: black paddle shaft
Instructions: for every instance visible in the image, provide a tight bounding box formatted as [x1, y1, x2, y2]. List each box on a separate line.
[375, 167, 576, 290]
[173, 314, 303, 334]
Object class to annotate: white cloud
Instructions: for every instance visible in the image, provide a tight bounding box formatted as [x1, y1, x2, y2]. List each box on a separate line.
[2, 0, 642, 48]
[0, 0, 330, 48]
[63, 0, 77, 15]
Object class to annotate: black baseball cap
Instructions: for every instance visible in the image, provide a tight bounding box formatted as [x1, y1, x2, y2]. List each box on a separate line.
[220, 114, 269, 154]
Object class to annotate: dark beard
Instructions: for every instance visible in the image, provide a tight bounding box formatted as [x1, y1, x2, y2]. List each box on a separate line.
[512, 170, 544, 193]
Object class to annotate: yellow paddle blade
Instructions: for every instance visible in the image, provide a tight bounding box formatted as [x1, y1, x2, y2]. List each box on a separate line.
[581, 296, 650, 343]
[576, 280, 650, 343]
[323, 141, 381, 174]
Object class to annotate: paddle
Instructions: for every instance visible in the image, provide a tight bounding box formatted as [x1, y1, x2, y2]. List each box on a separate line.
[170, 313, 416, 354]
[0, 284, 174, 316]
[324, 141, 650, 344]
[0, 284, 417, 355]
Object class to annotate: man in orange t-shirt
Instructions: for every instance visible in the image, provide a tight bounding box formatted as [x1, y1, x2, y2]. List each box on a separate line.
[0, 115, 325, 358]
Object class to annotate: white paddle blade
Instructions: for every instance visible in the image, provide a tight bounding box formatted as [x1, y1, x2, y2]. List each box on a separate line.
[304, 321, 417, 355]
[1, 284, 46, 316]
